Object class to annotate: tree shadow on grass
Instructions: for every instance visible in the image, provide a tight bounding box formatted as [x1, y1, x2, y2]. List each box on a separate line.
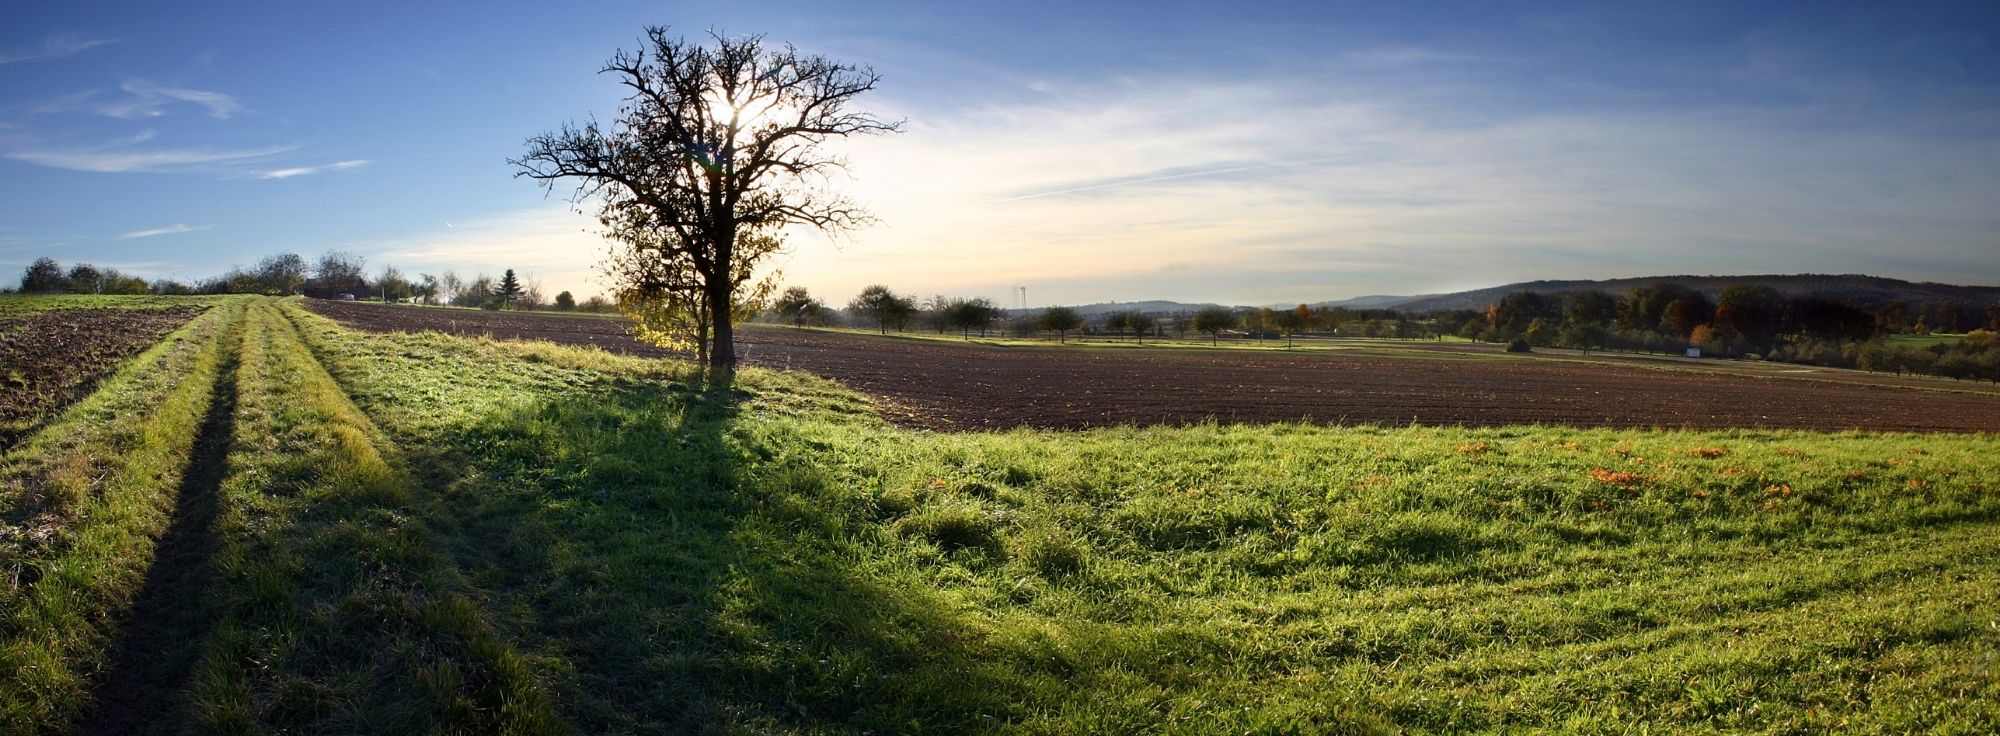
[414, 379, 1027, 733]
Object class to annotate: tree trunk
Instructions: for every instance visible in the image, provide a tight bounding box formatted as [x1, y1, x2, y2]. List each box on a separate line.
[696, 303, 712, 369]
[707, 285, 736, 376]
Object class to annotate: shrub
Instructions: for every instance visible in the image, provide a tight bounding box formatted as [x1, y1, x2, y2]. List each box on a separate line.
[1506, 338, 1532, 353]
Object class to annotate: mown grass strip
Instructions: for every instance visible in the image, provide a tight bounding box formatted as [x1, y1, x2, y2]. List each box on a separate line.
[182, 299, 560, 733]
[0, 298, 245, 731]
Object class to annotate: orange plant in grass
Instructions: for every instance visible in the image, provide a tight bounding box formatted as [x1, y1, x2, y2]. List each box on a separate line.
[1591, 468, 1645, 486]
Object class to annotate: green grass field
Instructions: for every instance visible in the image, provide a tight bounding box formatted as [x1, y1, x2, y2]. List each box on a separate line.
[3, 296, 1997, 733]
[0, 294, 231, 319]
[1887, 332, 1968, 349]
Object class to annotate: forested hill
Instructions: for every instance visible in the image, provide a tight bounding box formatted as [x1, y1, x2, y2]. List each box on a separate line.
[1387, 275, 2000, 313]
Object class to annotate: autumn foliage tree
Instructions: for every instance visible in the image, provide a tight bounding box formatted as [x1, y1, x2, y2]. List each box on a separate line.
[513, 27, 899, 377]
[601, 202, 781, 367]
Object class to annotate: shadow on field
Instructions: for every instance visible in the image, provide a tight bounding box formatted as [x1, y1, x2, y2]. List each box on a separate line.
[79, 339, 238, 733]
[419, 381, 1022, 732]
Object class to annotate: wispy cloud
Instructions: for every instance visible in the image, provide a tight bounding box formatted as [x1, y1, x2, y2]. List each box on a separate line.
[116, 224, 211, 240]
[105, 79, 243, 119]
[259, 159, 371, 179]
[772, 63, 2000, 306]
[0, 34, 119, 64]
[30, 80, 246, 120]
[981, 161, 1303, 203]
[7, 142, 295, 173]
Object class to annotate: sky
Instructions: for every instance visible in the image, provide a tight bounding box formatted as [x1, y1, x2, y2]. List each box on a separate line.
[2, 0, 1997, 306]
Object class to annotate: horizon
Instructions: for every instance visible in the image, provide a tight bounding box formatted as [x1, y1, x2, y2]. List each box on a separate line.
[5, 1, 2000, 305]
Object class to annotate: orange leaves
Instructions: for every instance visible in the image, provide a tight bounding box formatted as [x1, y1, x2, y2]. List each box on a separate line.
[1591, 468, 1645, 487]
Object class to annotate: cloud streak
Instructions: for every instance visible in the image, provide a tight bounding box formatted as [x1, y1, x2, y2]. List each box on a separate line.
[774, 60, 2000, 306]
[116, 224, 211, 240]
[259, 159, 371, 179]
[7, 143, 296, 173]
[105, 79, 244, 119]
[0, 34, 119, 64]
[30, 80, 246, 119]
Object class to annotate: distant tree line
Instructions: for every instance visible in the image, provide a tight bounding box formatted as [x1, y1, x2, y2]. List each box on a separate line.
[751, 282, 2000, 383]
[1433, 282, 2000, 381]
[749, 285, 1435, 344]
[34, 257, 1987, 382]
[12, 253, 612, 314]
[16, 258, 153, 295]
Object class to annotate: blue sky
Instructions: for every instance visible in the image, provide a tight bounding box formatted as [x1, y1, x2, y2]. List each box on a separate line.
[3, 1, 1997, 305]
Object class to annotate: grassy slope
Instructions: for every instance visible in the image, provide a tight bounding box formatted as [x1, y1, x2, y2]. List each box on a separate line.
[284, 301, 1999, 734]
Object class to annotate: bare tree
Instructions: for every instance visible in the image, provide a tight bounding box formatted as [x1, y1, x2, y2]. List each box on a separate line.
[520, 278, 544, 310]
[257, 253, 308, 295]
[415, 273, 441, 305]
[312, 251, 368, 298]
[439, 271, 465, 305]
[513, 27, 900, 377]
[848, 284, 915, 334]
[944, 298, 999, 339]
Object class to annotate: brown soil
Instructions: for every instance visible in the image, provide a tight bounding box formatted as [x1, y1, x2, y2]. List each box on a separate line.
[303, 300, 2000, 433]
[0, 306, 206, 450]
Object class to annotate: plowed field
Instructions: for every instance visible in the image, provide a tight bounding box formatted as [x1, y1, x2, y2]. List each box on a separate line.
[304, 300, 2000, 433]
[0, 306, 206, 449]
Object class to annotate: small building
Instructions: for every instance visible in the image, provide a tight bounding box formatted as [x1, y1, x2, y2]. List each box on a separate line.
[1685, 347, 1701, 358]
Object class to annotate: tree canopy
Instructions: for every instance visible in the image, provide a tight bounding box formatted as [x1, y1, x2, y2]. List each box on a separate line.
[513, 27, 899, 376]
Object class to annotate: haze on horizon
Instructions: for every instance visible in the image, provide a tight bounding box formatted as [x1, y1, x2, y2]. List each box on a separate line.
[2, 1, 1997, 307]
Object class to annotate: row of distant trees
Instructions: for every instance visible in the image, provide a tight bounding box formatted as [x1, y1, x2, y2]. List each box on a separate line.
[16, 258, 153, 295]
[755, 282, 2000, 382]
[11, 253, 610, 313]
[1446, 282, 2000, 381]
[756, 284, 1429, 345]
[17, 256, 1996, 381]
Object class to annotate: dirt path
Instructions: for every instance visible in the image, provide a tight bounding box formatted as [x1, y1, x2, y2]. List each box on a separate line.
[304, 300, 2000, 433]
